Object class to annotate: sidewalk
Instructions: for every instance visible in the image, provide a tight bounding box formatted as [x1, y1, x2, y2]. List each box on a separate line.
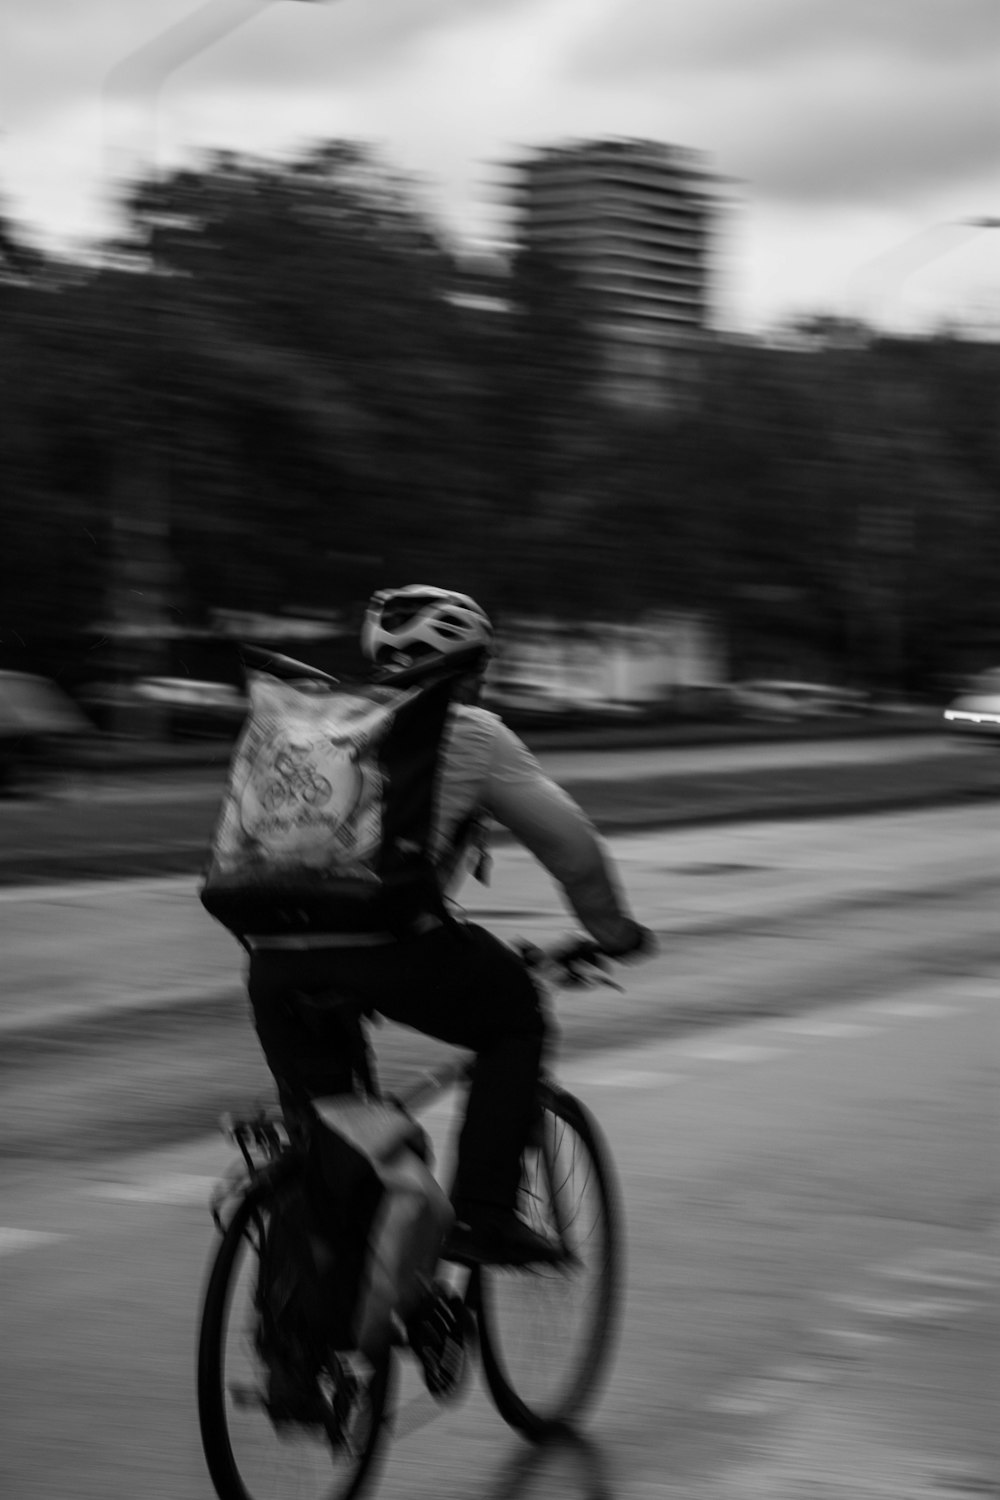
[73, 706, 944, 775]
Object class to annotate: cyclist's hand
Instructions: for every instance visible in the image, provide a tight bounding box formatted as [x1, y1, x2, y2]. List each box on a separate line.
[598, 921, 658, 963]
[550, 936, 620, 989]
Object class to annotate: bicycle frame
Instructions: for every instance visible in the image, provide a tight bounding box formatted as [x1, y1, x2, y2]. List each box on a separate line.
[198, 932, 632, 1500]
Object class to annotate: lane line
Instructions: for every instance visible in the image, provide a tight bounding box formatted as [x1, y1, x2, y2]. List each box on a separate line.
[0, 874, 196, 905]
[680, 1041, 788, 1064]
[877, 1249, 1000, 1288]
[0, 1228, 65, 1256]
[880, 1267, 996, 1291]
[872, 1000, 955, 1019]
[828, 1293, 973, 1321]
[776, 1018, 880, 1038]
[566, 1069, 679, 1089]
[82, 1173, 218, 1206]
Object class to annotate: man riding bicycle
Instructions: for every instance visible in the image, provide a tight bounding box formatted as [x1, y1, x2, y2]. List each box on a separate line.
[245, 585, 654, 1266]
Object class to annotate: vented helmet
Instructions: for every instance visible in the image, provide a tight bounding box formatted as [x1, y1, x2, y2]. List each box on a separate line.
[361, 585, 493, 672]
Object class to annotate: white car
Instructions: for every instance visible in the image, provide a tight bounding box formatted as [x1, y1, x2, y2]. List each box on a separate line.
[942, 668, 1000, 743]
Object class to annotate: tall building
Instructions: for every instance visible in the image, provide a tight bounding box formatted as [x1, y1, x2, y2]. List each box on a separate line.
[508, 138, 721, 408]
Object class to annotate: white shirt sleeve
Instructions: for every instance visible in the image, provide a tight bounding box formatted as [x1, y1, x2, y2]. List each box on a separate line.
[480, 718, 639, 951]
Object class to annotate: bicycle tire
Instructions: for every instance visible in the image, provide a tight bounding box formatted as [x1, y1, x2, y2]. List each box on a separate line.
[197, 1165, 393, 1500]
[475, 1082, 623, 1437]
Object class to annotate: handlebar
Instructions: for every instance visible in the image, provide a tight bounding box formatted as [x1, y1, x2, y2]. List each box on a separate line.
[515, 923, 657, 990]
[516, 935, 623, 991]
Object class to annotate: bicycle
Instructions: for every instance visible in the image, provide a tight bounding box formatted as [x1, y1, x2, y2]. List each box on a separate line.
[196, 936, 625, 1500]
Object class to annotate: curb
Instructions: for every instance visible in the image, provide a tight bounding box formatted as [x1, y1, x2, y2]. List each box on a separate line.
[68, 713, 945, 775]
[0, 981, 247, 1059]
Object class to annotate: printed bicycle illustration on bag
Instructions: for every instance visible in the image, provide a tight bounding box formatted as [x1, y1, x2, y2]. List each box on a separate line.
[256, 746, 336, 813]
[196, 937, 624, 1500]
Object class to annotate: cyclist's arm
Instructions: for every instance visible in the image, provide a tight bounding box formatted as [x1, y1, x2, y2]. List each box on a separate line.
[480, 720, 645, 956]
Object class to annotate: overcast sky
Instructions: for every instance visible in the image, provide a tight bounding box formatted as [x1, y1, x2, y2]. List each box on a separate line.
[2, 0, 997, 331]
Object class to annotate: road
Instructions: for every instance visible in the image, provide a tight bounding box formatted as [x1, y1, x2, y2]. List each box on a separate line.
[0, 960, 996, 1498]
[2, 731, 997, 883]
[0, 795, 997, 1497]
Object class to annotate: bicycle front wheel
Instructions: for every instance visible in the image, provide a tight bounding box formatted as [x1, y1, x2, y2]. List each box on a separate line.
[475, 1083, 623, 1436]
[197, 1168, 393, 1500]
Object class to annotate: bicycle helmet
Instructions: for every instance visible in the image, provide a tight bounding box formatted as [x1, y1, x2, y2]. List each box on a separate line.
[361, 585, 493, 672]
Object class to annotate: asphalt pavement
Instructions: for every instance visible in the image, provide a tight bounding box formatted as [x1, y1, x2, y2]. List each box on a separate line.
[1, 740, 995, 1497]
[0, 732, 997, 1045]
[1, 969, 995, 1499]
[2, 798, 997, 1161]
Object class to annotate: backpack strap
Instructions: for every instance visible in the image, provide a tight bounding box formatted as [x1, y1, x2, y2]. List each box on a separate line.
[450, 809, 492, 886]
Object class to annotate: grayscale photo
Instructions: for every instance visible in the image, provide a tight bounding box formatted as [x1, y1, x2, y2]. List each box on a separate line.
[1, 1, 997, 1497]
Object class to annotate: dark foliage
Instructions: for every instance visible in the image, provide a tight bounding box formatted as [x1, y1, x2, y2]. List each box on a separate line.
[1, 151, 998, 695]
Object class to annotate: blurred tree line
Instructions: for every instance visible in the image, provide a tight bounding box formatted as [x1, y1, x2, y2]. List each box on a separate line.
[1, 139, 998, 698]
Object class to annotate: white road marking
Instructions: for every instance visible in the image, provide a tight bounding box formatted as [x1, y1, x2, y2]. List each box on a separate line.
[0, 1228, 65, 1256]
[777, 1018, 879, 1037]
[681, 1041, 787, 1064]
[0, 874, 196, 905]
[950, 977, 999, 1003]
[880, 1266, 995, 1291]
[879, 1249, 999, 1289]
[813, 1327, 889, 1347]
[83, 1173, 218, 1205]
[873, 999, 955, 1019]
[570, 1069, 678, 1089]
[828, 1293, 972, 1321]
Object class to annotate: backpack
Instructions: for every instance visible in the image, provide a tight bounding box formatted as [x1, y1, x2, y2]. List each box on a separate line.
[257, 1099, 453, 1365]
[200, 645, 478, 939]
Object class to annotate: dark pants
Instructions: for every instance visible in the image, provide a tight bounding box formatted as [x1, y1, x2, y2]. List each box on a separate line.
[247, 921, 549, 1212]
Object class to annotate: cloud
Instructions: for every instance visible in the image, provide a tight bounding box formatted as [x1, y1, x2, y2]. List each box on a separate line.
[567, 0, 999, 80]
[563, 0, 1000, 207]
[0, 0, 535, 122]
[1, 0, 996, 328]
[747, 73, 997, 206]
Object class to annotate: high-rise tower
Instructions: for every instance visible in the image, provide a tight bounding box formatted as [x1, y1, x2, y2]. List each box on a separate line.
[509, 138, 720, 407]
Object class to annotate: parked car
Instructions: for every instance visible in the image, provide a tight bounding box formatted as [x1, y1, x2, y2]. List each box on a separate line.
[483, 679, 644, 720]
[726, 679, 870, 722]
[942, 667, 1000, 744]
[0, 670, 92, 794]
[82, 676, 247, 738]
[135, 677, 248, 737]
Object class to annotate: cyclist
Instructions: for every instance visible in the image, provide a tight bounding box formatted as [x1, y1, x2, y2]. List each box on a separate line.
[245, 585, 654, 1265]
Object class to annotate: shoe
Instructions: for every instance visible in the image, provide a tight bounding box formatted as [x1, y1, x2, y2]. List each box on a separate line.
[264, 1358, 326, 1427]
[406, 1284, 468, 1399]
[442, 1205, 563, 1267]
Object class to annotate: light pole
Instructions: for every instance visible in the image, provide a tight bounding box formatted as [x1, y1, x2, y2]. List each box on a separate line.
[103, 0, 335, 185]
[100, 0, 339, 736]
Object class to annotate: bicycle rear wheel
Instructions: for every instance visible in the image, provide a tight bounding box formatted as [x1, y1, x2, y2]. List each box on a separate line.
[475, 1082, 623, 1436]
[197, 1168, 393, 1500]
